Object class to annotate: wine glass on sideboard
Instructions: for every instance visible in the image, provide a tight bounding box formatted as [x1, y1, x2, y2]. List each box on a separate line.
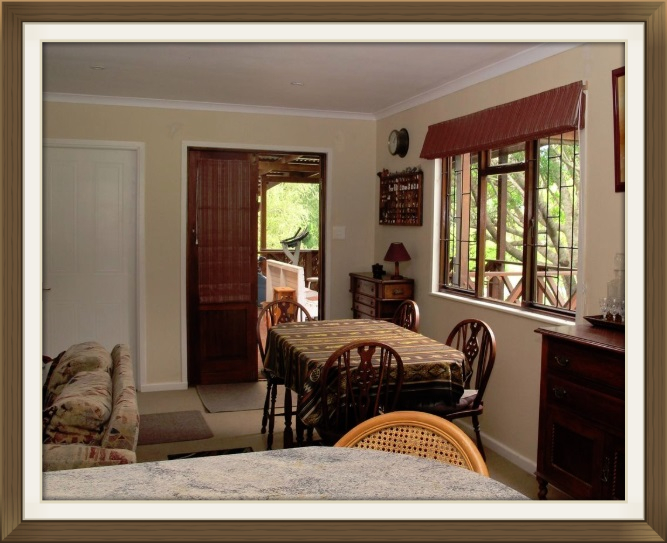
[609, 298, 620, 322]
[599, 297, 609, 320]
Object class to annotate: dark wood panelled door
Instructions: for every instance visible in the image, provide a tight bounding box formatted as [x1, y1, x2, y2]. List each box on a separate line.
[187, 149, 259, 384]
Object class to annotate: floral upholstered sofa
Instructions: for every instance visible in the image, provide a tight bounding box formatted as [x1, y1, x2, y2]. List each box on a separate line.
[42, 341, 140, 471]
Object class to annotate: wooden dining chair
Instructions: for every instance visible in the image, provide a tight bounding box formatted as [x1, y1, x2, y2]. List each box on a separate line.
[317, 340, 404, 446]
[334, 410, 489, 476]
[420, 318, 496, 460]
[256, 299, 313, 449]
[392, 299, 420, 332]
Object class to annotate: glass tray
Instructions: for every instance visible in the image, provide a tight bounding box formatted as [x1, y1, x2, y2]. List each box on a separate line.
[584, 315, 625, 331]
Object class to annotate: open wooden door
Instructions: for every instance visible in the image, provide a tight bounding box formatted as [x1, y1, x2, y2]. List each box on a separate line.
[187, 149, 259, 384]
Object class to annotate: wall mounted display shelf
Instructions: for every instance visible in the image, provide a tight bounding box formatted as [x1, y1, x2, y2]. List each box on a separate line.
[378, 167, 423, 226]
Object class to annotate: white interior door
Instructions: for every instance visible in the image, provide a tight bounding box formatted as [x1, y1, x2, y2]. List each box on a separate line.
[43, 145, 137, 362]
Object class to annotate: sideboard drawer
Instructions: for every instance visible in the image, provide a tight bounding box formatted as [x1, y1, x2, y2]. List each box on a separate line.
[545, 374, 624, 429]
[355, 279, 378, 298]
[545, 340, 624, 392]
[354, 292, 376, 309]
[381, 283, 413, 300]
[353, 301, 376, 318]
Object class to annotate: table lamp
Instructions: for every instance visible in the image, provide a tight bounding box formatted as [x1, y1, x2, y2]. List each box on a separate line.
[384, 242, 411, 279]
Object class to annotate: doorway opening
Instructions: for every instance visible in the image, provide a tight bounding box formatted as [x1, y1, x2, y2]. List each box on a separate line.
[257, 152, 324, 312]
[186, 148, 326, 385]
[256, 152, 326, 377]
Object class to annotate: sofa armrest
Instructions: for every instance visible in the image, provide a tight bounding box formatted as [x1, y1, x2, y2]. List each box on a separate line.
[100, 344, 140, 451]
[43, 443, 136, 471]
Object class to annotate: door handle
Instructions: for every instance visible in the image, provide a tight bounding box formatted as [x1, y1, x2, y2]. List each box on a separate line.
[43, 287, 52, 291]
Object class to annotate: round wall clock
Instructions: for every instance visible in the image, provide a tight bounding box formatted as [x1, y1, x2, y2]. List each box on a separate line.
[388, 128, 409, 157]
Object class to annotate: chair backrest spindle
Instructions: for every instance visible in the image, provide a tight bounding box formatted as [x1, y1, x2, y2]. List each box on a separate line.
[318, 340, 404, 445]
[256, 300, 313, 361]
[392, 300, 420, 333]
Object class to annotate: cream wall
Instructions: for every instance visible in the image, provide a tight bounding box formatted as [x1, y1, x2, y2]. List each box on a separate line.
[43, 104, 376, 387]
[43, 42, 625, 471]
[375, 43, 625, 470]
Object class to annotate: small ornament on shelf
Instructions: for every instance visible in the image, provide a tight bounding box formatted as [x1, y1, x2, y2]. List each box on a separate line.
[585, 252, 626, 330]
[372, 263, 385, 279]
[377, 167, 423, 226]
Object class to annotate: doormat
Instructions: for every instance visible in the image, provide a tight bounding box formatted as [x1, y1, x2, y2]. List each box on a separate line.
[138, 410, 213, 445]
[196, 381, 297, 413]
[168, 447, 253, 460]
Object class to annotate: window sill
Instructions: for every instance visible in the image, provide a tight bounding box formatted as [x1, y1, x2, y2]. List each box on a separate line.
[429, 290, 575, 327]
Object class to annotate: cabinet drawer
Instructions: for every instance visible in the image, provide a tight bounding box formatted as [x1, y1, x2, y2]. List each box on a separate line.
[381, 283, 413, 299]
[354, 301, 376, 318]
[355, 279, 378, 298]
[545, 340, 624, 392]
[546, 375, 624, 429]
[354, 292, 376, 309]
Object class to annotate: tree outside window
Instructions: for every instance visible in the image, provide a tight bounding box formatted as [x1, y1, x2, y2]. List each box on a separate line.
[440, 130, 579, 316]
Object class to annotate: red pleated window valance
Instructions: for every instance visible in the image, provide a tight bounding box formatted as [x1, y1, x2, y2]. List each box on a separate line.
[420, 81, 585, 159]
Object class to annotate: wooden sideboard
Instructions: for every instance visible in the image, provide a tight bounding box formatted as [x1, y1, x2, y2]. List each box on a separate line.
[349, 272, 414, 321]
[534, 324, 625, 500]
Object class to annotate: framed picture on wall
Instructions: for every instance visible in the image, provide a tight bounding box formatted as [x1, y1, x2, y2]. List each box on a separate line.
[612, 66, 625, 192]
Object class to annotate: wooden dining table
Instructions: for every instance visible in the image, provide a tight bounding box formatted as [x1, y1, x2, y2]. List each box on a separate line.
[263, 318, 468, 445]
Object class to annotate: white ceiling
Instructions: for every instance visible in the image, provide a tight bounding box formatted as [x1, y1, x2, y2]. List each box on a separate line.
[43, 42, 577, 119]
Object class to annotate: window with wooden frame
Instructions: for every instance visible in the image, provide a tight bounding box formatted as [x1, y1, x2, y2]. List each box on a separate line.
[422, 82, 584, 317]
[439, 132, 579, 315]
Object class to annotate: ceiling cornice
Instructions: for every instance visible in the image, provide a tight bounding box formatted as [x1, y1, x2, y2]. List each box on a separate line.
[374, 42, 582, 119]
[42, 93, 377, 121]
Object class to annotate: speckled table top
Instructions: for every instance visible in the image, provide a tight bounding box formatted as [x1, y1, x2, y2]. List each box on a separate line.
[43, 447, 528, 501]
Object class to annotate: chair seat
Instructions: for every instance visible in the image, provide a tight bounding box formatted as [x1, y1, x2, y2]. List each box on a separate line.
[418, 390, 479, 416]
[262, 368, 284, 384]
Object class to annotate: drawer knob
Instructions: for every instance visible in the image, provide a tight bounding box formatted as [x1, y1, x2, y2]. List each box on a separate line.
[392, 289, 404, 295]
[554, 356, 570, 367]
[553, 386, 568, 400]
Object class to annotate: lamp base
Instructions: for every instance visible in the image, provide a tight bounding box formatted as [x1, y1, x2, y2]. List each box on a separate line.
[390, 275, 403, 280]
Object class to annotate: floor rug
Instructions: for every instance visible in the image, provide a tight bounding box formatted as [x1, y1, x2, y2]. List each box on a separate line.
[138, 410, 213, 445]
[196, 381, 297, 413]
[168, 447, 253, 460]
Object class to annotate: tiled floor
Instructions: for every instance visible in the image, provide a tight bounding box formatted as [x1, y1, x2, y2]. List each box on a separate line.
[136, 385, 570, 500]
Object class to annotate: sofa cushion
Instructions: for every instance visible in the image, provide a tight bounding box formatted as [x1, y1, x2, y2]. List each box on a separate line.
[43, 370, 113, 445]
[44, 341, 112, 405]
[43, 443, 137, 472]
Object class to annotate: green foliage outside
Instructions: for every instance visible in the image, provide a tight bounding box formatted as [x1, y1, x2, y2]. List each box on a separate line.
[262, 182, 320, 250]
[465, 138, 579, 269]
[448, 135, 579, 309]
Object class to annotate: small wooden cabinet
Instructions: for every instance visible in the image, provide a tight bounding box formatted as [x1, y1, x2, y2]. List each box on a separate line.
[349, 272, 414, 320]
[535, 325, 625, 500]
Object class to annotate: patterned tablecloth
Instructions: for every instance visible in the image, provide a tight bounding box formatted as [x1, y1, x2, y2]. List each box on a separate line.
[264, 319, 467, 426]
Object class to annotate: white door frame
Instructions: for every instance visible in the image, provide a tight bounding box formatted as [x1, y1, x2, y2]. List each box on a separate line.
[43, 139, 146, 389]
